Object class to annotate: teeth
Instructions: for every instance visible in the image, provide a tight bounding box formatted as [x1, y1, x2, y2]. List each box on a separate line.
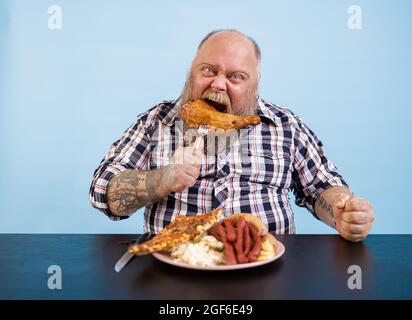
[201, 89, 231, 111]
[206, 95, 227, 107]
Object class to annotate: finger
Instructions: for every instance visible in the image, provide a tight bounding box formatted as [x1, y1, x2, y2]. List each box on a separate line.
[191, 147, 204, 160]
[184, 153, 202, 166]
[191, 137, 204, 153]
[340, 211, 371, 225]
[333, 194, 352, 220]
[182, 164, 201, 179]
[182, 174, 197, 187]
[344, 197, 372, 212]
[334, 194, 352, 210]
[176, 174, 197, 190]
[171, 147, 186, 164]
[339, 220, 366, 235]
[338, 228, 366, 243]
[174, 151, 201, 166]
[186, 148, 203, 163]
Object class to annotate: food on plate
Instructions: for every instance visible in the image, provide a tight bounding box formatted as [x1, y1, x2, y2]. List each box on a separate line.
[180, 99, 261, 132]
[207, 213, 276, 265]
[128, 208, 222, 255]
[210, 213, 268, 236]
[128, 209, 278, 267]
[170, 234, 225, 267]
[257, 234, 276, 261]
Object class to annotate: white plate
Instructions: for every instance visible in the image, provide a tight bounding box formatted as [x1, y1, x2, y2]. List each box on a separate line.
[152, 240, 285, 271]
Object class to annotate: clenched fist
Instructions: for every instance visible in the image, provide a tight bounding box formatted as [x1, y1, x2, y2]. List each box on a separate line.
[159, 144, 203, 195]
[334, 195, 375, 242]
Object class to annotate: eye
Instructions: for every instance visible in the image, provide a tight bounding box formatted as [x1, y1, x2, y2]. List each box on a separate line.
[230, 73, 244, 82]
[201, 66, 216, 77]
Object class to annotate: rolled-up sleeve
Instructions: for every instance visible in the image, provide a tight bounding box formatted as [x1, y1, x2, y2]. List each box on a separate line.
[89, 118, 151, 220]
[291, 118, 348, 218]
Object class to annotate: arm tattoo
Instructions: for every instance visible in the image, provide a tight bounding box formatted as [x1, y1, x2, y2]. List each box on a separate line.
[316, 186, 351, 229]
[107, 169, 165, 216]
[317, 195, 333, 218]
[317, 195, 335, 228]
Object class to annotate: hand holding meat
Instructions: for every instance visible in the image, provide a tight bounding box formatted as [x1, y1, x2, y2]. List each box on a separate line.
[159, 146, 203, 195]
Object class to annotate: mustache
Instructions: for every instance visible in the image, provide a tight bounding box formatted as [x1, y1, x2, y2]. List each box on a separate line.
[201, 89, 232, 113]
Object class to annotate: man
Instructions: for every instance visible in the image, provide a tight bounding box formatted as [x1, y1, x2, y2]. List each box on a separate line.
[89, 29, 374, 242]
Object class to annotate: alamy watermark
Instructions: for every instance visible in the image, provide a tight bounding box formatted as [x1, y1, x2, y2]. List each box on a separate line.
[47, 265, 62, 290]
[347, 5, 362, 30]
[47, 5, 62, 30]
[347, 264, 362, 290]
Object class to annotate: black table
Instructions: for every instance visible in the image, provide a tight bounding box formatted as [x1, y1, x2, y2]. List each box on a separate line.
[0, 234, 411, 300]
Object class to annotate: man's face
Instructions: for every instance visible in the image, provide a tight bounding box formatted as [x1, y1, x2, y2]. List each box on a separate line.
[181, 32, 260, 116]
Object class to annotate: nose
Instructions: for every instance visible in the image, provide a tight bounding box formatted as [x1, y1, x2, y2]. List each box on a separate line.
[210, 74, 227, 93]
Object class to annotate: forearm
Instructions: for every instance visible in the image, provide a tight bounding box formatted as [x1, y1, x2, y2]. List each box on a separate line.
[315, 186, 352, 228]
[107, 167, 171, 217]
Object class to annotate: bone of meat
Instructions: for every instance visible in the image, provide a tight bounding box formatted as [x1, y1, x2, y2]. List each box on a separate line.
[180, 99, 261, 131]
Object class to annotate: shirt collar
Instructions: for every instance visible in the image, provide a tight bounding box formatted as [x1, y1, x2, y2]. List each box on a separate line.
[158, 99, 180, 126]
[256, 97, 278, 126]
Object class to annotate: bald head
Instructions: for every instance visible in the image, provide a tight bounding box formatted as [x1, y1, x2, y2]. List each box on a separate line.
[193, 30, 261, 79]
[197, 30, 261, 65]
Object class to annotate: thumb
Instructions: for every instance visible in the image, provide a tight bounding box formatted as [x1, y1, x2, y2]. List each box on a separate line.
[171, 146, 185, 165]
[333, 194, 352, 217]
[191, 137, 204, 154]
[335, 199, 346, 210]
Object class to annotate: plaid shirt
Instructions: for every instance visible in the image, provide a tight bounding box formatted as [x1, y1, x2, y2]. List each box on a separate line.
[89, 98, 347, 234]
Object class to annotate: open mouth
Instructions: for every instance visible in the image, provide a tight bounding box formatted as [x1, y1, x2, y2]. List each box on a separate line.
[204, 99, 228, 113]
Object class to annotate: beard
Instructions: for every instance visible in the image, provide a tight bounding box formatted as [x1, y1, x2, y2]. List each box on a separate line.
[177, 72, 259, 155]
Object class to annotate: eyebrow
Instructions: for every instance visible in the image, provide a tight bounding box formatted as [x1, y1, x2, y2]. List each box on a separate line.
[197, 62, 217, 70]
[197, 63, 250, 78]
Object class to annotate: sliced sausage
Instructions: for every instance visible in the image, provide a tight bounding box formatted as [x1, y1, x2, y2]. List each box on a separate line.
[243, 222, 251, 257]
[223, 220, 236, 242]
[234, 216, 248, 263]
[218, 224, 237, 265]
[247, 222, 262, 262]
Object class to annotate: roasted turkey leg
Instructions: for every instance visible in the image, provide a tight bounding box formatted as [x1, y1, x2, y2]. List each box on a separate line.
[180, 99, 261, 131]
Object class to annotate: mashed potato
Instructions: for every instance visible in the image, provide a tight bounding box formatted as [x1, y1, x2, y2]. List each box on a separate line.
[257, 238, 276, 261]
[171, 235, 225, 267]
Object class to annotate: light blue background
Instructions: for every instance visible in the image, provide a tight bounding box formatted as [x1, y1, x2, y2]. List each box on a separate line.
[0, 0, 411, 234]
